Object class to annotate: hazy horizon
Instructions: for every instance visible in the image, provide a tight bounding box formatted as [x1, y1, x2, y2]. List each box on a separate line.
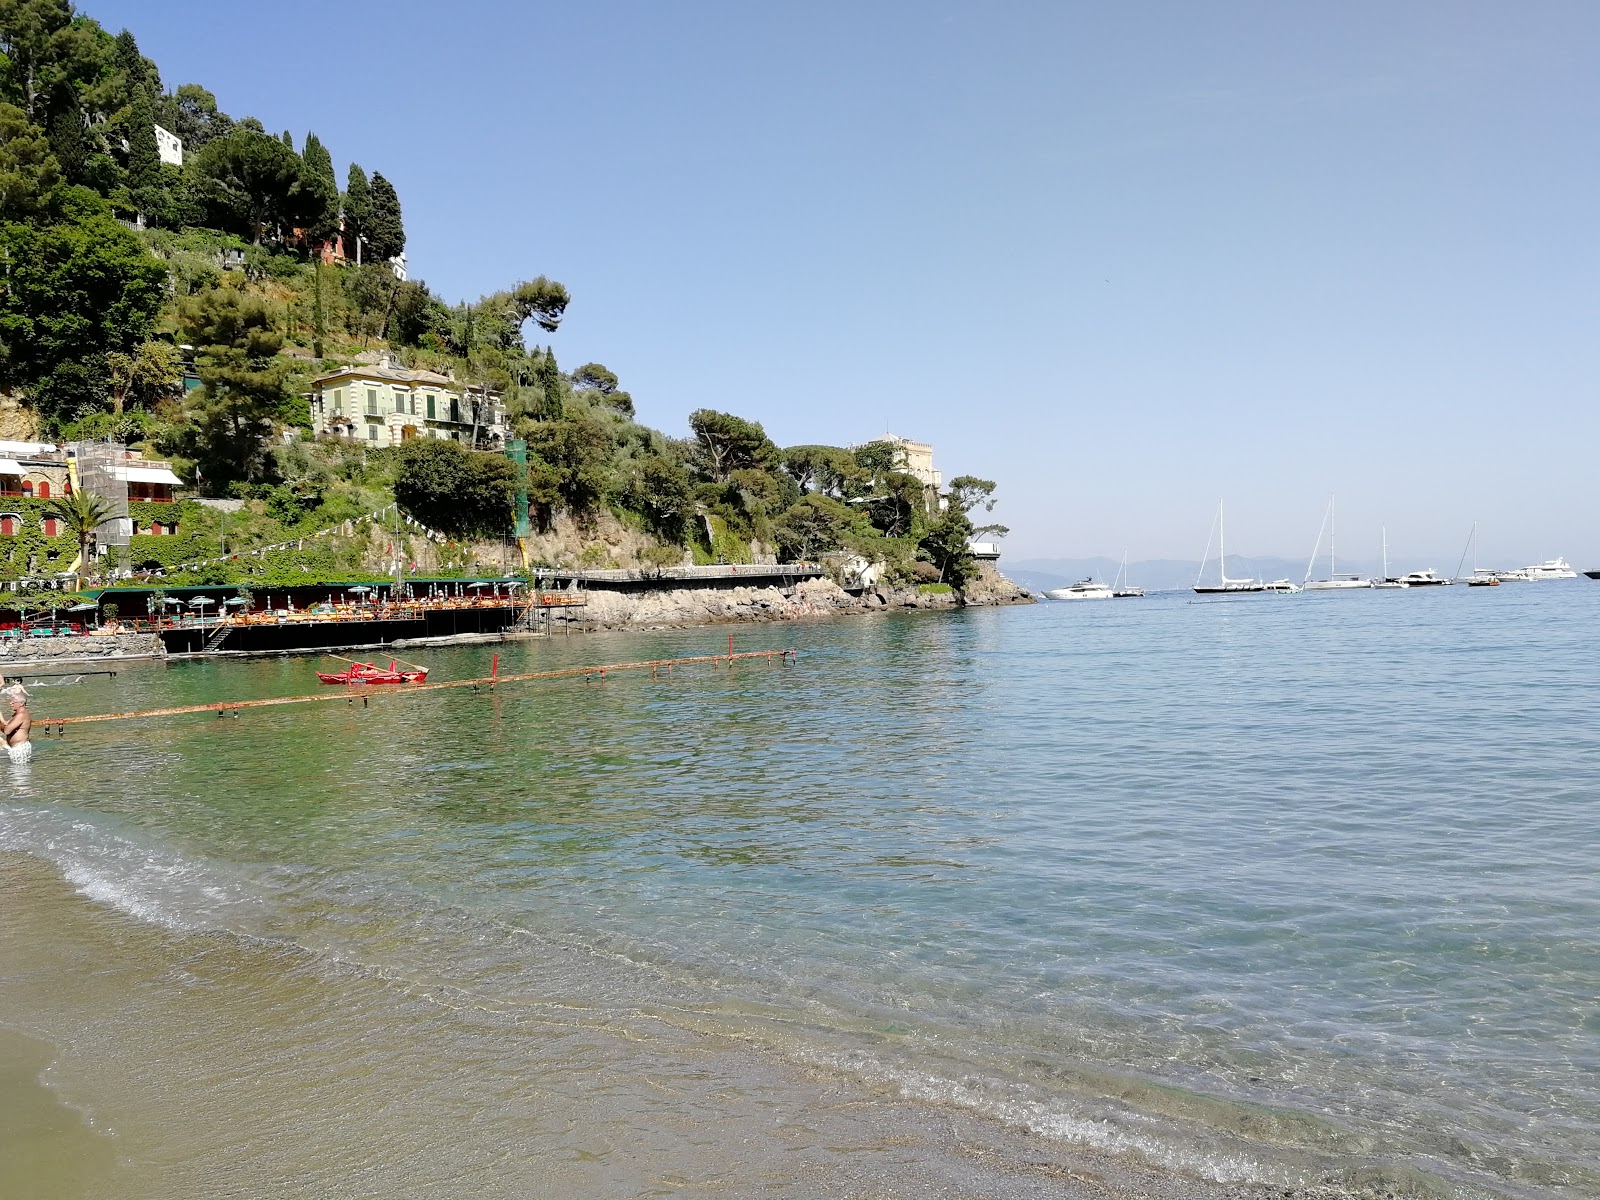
[100, 1, 1600, 566]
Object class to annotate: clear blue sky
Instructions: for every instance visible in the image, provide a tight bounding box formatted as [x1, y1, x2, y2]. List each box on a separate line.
[96, 1, 1600, 569]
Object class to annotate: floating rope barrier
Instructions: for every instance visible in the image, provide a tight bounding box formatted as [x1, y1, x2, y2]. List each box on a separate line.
[37, 649, 797, 733]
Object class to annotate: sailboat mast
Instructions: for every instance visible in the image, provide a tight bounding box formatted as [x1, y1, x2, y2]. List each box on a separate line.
[1219, 500, 1226, 584]
[1330, 495, 1336, 577]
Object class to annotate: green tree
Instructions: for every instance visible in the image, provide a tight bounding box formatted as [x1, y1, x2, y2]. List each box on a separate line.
[343, 161, 369, 256]
[189, 124, 314, 244]
[365, 170, 403, 261]
[527, 414, 612, 514]
[945, 475, 997, 515]
[688, 409, 779, 482]
[624, 452, 695, 542]
[393, 437, 514, 538]
[0, 101, 62, 219]
[919, 504, 978, 587]
[43, 487, 114, 588]
[158, 83, 231, 151]
[571, 360, 634, 417]
[0, 194, 168, 425]
[299, 130, 339, 241]
[781, 444, 856, 496]
[773, 494, 856, 561]
[104, 339, 180, 413]
[176, 287, 288, 486]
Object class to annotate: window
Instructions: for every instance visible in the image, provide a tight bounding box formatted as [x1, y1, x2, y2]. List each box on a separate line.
[396, 392, 408, 415]
[332, 388, 343, 416]
[42, 517, 58, 536]
[426, 394, 436, 419]
[37, 480, 49, 499]
[367, 388, 378, 415]
[0, 516, 15, 535]
[449, 397, 461, 423]
[368, 425, 379, 441]
[21, 481, 31, 498]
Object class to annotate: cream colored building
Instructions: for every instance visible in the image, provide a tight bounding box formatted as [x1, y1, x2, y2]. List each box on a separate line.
[865, 433, 942, 490]
[308, 358, 508, 449]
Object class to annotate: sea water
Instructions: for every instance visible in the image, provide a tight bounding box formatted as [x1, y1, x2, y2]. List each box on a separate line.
[2, 583, 1596, 1199]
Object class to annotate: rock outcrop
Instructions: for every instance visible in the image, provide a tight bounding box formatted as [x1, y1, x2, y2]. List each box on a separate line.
[572, 568, 1033, 631]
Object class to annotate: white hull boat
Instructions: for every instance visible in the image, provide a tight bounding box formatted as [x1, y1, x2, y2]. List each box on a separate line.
[1046, 579, 1114, 600]
[1518, 557, 1577, 580]
[1303, 496, 1373, 591]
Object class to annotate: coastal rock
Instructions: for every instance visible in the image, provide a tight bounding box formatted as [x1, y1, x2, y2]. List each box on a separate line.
[569, 568, 1032, 631]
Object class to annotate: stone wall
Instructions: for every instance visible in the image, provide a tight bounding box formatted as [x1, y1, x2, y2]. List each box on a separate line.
[0, 632, 164, 664]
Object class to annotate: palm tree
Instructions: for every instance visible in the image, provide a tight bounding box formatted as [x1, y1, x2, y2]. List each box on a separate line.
[44, 491, 116, 590]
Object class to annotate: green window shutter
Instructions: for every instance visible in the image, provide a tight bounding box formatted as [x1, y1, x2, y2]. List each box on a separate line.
[426, 394, 435, 419]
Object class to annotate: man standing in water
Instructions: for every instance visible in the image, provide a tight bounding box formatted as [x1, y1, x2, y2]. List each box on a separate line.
[3, 686, 32, 762]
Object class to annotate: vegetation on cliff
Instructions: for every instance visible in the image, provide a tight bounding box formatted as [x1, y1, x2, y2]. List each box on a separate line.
[0, 1, 1005, 590]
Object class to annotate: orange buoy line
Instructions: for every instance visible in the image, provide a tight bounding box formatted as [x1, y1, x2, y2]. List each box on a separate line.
[38, 649, 798, 731]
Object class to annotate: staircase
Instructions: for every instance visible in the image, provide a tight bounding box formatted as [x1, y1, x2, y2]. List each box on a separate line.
[202, 621, 232, 653]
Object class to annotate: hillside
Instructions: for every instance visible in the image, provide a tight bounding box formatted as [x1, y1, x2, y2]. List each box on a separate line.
[0, 1, 1006, 593]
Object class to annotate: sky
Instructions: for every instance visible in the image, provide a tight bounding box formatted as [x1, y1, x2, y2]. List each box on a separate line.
[93, 1, 1600, 569]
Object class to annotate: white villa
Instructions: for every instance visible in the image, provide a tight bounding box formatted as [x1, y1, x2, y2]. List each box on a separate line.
[307, 357, 508, 449]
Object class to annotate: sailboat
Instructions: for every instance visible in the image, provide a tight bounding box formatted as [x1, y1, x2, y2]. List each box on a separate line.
[1460, 523, 1502, 586]
[1193, 502, 1295, 593]
[1371, 527, 1407, 588]
[1111, 552, 1144, 598]
[1303, 495, 1372, 590]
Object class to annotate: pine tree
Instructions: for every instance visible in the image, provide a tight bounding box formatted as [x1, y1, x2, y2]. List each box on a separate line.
[344, 163, 370, 259]
[366, 171, 405, 262]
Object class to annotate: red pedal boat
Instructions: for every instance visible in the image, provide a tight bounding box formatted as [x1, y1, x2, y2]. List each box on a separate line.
[316, 659, 429, 685]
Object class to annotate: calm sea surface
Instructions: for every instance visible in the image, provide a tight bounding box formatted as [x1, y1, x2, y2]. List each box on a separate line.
[2, 583, 1597, 1199]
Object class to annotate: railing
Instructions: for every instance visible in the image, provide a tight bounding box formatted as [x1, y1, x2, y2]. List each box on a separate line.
[539, 563, 824, 583]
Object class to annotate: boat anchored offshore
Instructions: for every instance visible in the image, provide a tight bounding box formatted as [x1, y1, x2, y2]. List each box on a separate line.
[1394, 569, 1451, 587]
[1303, 495, 1372, 591]
[1194, 501, 1274, 594]
[1046, 578, 1115, 601]
[1517, 557, 1578, 580]
[1372, 527, 1408, 587]
[1111, 552, 1145, 598]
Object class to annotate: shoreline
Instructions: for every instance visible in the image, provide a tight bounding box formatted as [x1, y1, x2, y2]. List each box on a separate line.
[6, 565, 1034, 665]
[0, 849, 1409, 1200]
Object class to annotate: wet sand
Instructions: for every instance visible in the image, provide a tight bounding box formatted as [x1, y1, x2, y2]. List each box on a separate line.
[0, 853, 1374, 1200]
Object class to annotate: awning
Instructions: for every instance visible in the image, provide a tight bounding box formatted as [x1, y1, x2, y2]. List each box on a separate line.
[123, 466, 184, 485]
[0, 459, 24, 476]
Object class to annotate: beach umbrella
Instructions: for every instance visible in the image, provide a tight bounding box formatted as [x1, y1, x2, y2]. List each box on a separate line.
[67, 602, 96, 612]
[468, 581, 492, 589]
[189, 596, 215, 608]
[224, 597, 249, 606]
[349, 585, 372, 594]
[161, 597, 184, 607]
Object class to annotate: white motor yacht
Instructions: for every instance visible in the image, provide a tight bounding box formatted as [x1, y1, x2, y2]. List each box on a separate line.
[1262, 579, 1302, 593]
[1046, 578, 1115, 601]
[1304, 574, 1371, 591]
[1517, 557, 1577, 580]
[1395, 569, 1451, 587]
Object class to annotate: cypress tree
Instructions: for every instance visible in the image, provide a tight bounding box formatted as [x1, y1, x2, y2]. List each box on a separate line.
[366, 171, 405, 262]
[300, 132, 338, 240]
[344, 163, 370, 258]
[126, 91, 161, 192]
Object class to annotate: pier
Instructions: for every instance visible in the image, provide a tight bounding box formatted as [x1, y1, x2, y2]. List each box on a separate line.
[36, 648, 798, 732]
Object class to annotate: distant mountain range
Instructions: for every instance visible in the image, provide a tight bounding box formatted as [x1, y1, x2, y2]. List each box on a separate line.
[1007, 555, 1396, 593]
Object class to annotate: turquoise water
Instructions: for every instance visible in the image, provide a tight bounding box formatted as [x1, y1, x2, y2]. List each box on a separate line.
[4, 584, 1598, 1197]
